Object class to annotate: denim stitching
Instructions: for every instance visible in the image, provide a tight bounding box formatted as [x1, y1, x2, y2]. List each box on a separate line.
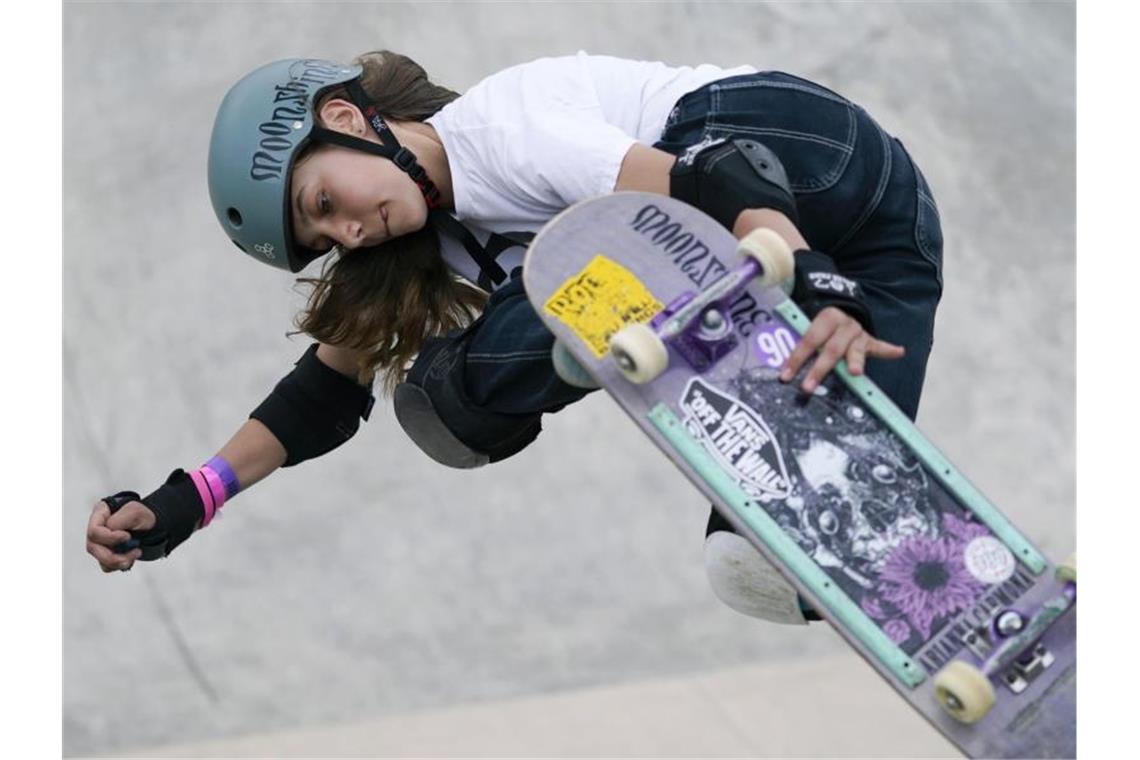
[467, 350, 552, 363]
[915, 197, 943, 280]
[711, 124, 854, 153]
[703, 131, 840, 194]
[918, 189, 940, 219]
[706, 110, 856, 194]
[705, 84, 722, 141]
[713, 78, 851, 106]
[912, 159, 943, 281]
[830, 124, 892, 251]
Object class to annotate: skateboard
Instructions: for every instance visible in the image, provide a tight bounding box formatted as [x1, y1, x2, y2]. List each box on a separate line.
[522, 192, 1076, 759]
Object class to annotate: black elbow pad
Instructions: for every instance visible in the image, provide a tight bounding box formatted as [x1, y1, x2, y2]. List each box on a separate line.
[670, 136, 799, 230]
[250, 344, 375, 467]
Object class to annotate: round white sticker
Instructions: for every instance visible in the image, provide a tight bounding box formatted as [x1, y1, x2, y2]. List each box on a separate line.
[964, 536, 1016, 584]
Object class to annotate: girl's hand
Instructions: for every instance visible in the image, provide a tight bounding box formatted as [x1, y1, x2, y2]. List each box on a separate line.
[779, 306, 905, 393]
[85, 498, 155, 573]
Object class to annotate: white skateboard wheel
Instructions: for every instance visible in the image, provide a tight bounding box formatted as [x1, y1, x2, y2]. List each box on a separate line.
[934, 660, 996, 724]
[737, 227, 795, 288]
[609, 323, 668, 384]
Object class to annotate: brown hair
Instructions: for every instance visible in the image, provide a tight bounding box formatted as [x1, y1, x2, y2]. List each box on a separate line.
[292, 50, 487, 393]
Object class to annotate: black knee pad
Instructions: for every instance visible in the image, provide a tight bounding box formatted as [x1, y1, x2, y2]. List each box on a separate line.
[394, 278, 543, 469]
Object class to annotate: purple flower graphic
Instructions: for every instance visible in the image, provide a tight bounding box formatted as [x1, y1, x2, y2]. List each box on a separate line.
[878, 536, 987, 639]
[884, 618, 912, 645]
[943, 512, 990, 545]
[861, 594, 889, 620]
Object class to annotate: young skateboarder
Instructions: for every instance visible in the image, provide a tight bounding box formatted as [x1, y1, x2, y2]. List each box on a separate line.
[85, 51, 943, 625]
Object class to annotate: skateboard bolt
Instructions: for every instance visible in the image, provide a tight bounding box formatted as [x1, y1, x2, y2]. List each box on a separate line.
[996, 610, 1025, 637]
[701, 309, 725, 331]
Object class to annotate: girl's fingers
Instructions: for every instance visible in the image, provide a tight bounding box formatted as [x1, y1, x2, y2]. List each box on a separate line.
[802, 321, 863, 392]
[106, 501, 156, 533]
[779, 308, 906, 390]
[88, 499, 150, 571]
[779, 328, 824, 382]
[88, 539, 141, 572]
[868, 338, 906, 359]
[779, 309, 844, 382]
[846, 335, 871, 376]
[87, 501, 132, 547]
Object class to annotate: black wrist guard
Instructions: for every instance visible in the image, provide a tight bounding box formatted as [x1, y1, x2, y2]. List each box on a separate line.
[250, 343, 375, 467]
[105, 469, 204, 560]
[670, 136, 799, 231]
[791, 249, 875, 335]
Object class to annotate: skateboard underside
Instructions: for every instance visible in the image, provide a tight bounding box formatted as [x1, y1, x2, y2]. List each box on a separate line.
[522, 193, 1075, 759]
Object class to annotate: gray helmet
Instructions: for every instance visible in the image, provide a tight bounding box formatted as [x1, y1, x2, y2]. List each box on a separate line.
[208, 58, 362, 272]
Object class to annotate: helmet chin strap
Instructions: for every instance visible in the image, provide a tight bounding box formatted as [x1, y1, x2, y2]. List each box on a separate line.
[309, 126, 443, 210]
[307, 81, 510, 288]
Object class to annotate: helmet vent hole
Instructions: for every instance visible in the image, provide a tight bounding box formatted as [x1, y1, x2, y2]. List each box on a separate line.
[227, 208, 243, 227]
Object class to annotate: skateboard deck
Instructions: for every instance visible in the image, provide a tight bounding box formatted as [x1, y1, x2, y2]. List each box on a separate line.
[522, 192, 1075, 759]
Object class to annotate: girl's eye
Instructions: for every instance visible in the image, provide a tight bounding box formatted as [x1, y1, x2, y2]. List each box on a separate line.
[318, 191, 331, 215]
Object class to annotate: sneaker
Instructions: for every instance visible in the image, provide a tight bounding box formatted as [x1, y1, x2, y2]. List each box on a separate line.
[704, 529, 822, 625]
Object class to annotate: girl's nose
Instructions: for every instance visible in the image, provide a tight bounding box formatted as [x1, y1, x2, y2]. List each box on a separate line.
[339, 220, 365, 249]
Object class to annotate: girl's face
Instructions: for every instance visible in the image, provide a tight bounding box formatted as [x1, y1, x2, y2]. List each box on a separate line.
[290, 141, 429, 253]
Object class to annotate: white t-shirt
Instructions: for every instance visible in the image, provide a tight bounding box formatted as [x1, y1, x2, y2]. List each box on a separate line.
[425, 51, 757, 287]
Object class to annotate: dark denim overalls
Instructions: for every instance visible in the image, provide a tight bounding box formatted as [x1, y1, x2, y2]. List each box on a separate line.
[403, 72, 944, 487]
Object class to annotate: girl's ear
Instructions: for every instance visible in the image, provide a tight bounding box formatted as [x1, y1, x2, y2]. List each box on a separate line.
[316, 98, 366, 137]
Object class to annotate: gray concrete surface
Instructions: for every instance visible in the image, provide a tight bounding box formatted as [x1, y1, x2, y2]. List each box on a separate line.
[123, 655, 959, 758]
[63, 1, 1075, 757]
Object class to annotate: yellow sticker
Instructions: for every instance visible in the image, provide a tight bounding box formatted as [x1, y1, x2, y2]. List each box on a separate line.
[543, 255, 664, 358]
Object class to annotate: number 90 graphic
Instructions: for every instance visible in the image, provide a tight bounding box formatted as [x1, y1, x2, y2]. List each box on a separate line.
[754, 324, 798, 368]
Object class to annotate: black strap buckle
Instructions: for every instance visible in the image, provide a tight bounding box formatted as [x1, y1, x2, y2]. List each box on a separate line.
[393, 148, 418, 173]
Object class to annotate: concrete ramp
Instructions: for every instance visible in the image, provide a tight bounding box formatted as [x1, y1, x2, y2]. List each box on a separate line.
[122, 655, 957, 758]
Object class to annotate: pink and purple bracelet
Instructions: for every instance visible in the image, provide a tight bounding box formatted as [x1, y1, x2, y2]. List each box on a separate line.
[187, 456, 241, 528]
